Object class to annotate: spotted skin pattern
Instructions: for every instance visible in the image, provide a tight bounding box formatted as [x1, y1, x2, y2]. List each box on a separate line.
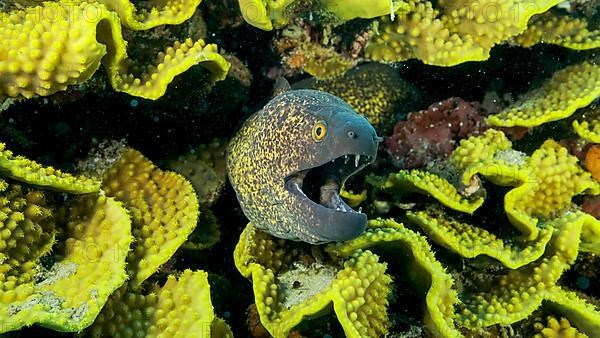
[227, 89, 379, 243]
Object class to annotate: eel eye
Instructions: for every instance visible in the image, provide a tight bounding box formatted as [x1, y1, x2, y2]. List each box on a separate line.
[312, 121, 327, 142]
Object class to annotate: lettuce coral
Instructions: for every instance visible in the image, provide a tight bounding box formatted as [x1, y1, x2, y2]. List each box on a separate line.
[369, 130, 600, 336]
[0, 193, 133, 333]
[487, 60, 600, 128]
[365, 0, 562, 66]
[0, 0, 230, 100]
[90, 270, 218, 337]
[514, 11, 600, 50]
[102, 148, 200, 286]
[456, 211, 600, 332]
[0, 141, 133, 333]
[367, 169, 485, 214]
[234, 223, 393, 338]
[0, 143, 100, 194]
[574, 105, 600, 144]
[326, 218, 462, 338]
[533, 316, 588, 338]
[89, 147, 229, 337]
[238, 0, 403, 30]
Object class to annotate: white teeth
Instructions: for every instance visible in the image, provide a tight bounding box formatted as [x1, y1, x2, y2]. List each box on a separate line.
[358, 207, 362, 213]
[344, 155, 349, 164]
[355, 154, 360, 167]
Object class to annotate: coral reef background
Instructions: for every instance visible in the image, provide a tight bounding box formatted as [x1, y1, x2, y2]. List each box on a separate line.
[0, 0, 599, 337]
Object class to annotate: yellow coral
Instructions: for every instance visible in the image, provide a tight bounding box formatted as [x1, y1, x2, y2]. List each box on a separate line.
[505, 140, 600, 239]
[238, 0, 403, 30]
[0, 194, 133, 333]
[211, 317, 234, 337]
[368, 169, 484, 214]
[340, 188, 367, 208]
[450, 129, 513, 171]
[0, 143, 100, 194]
[514, 12, 600, 50]
[534, 316, 589, 338]
[238, 0, 296, 30]
[182, 205, 221, 250]
[102, 148, 199, 286]
[457, 211, 600, 333]
[0, 185, 54, 290]
[574, 119, 600, 144]
[487, 61, 600, 127]
[365, 0, 561, 66]
[320, 0, 406, 21]
[326, 218, 461, 338]
[449, 132, 599, 240]
[234, 224, 392, 338]
[95, 0, 203, 30]
[407, 209, 553, 269]
[0, 1, 230, 100]
[573, 105, 600, 144]
[90, 269, 219, 337]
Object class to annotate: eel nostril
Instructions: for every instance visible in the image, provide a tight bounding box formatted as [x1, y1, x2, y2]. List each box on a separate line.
[347, 130, 356, 139]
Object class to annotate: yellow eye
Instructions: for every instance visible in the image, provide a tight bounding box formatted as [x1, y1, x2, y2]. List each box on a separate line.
[312, 121, 327, 142]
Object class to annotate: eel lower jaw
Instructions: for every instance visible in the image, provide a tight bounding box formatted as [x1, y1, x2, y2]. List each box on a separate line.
[284, 153, 374, 215]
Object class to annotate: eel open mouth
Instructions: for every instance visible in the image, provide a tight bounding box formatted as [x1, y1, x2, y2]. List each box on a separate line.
[284, 153, 373, 214]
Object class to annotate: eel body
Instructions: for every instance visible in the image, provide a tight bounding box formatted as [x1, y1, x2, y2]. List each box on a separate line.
[227, 89, 380, 244]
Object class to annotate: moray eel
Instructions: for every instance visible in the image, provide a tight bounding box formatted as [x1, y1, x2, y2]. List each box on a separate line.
[227, 89, 381, 244]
